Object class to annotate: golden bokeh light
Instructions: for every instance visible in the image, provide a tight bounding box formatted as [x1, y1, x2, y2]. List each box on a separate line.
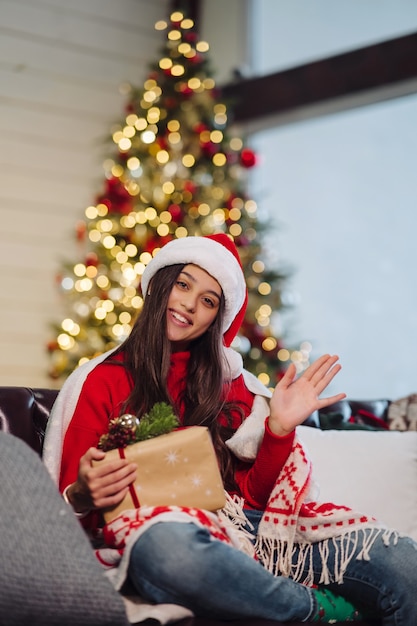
[139, 252, 153, 264]
[85, 266, 97, 278]
[156, 150, 169, 164]
[143, 91, 157, 103]
[162, 181, 175, 194]
[257, 372, 270, 386]
[141, 130, 156, 144]
[125, 243, 138, 257]
[258, 282, 272, 296]
[214, 113, 227, 125]
[188, 78, 201, 90]
[125, 113, 138, 126]
[75, 278, 93, 293]
[198, 203, 210, 216]
[123, 125, 136, 138]
[210, 130, 223, 143]
[171, 64, 185, 76]
[213, 209, 226, 225]
[182, 154, 195, 167]
[196, 41, 209, 52]
[203, 78, 215, 89]
[111, 164, 124, 177]
[157, 223, 170, 236]
[159, 58, 173, 70]
[144, 206, 157, 220]
[85, 205, 98, 219]
[229, 223, 242, 237]
[181, 19, 193, 29]
[127, 157, 140, 170]
[278, 349, 290, 362]
[119, 311, 132, 324]
[89, 229, 101, 243]
[262, 337, 277, 351]
[214, 104, 226, 114]
[168, 30, 181, 42]
[102, 235, 116, 249]
[134, 118, 147, 131]
[118, 137, 131, 151]
[74, 264, 86, 277]
[167, 119, 180, 132]
[97, 275, 110, 289]
[252, 260, 265, 273]
[230, 138, 243, 151]
[168, 131, 181, 145]
[212, 153, 226, 166]
[158, 211, 170, 224]
[112, 130, 123, 143]
[229, 207, 241, 221]
[147, 108, 161, 123]
[57, 333, 75, 351]
[178, 43, 192, 54]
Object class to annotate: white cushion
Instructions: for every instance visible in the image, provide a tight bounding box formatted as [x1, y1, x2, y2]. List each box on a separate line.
[297, 426, 417, 540]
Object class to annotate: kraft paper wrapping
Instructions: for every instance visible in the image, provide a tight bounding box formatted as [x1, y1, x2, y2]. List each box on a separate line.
[94, 426, 226, 523]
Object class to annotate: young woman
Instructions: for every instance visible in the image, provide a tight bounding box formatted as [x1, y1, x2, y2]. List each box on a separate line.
[44, 234, 417, 625]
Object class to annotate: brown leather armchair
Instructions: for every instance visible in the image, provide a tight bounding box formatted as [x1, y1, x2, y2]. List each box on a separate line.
[0, 386, 382, 626]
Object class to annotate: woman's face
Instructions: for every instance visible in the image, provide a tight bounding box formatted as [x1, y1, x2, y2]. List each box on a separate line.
[166, 264, 222, 350]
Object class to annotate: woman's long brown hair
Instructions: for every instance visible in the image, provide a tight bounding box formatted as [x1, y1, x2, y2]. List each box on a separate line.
[113, 264, 247, 489]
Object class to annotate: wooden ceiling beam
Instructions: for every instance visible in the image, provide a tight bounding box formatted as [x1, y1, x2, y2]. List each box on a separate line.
[221, 32, 417, 130]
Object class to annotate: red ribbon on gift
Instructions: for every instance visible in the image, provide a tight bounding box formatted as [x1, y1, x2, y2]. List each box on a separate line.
[119, 448, 141, 509]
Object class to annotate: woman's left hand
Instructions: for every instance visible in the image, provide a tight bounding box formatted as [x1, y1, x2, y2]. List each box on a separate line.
[268, 354, 346, 436]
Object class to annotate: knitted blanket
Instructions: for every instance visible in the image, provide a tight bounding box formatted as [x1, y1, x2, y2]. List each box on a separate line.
[249, 434, 393, 586]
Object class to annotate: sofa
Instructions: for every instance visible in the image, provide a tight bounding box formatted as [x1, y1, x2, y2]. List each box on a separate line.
[2, 386, 416, 625]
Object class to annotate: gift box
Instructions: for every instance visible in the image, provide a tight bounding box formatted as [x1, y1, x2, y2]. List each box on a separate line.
[93, 426, 226, 523]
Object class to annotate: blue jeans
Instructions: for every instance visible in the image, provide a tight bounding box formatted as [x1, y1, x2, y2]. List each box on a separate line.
[127, 510, 417, 624]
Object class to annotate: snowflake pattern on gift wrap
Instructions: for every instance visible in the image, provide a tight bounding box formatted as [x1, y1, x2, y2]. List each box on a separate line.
[135, 452, 209, 501]
[125, 431, 225, 509]
[191, 474, 203, 487]
[165, 449, 180, 465]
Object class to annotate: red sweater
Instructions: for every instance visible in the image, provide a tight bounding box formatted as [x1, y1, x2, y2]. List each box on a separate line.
[60, 351, 294, 519]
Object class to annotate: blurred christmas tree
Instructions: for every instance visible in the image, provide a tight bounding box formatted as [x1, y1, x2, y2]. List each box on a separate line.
[47, 9, 308, 385]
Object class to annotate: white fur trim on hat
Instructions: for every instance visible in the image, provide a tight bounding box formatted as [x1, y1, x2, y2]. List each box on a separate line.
[141, 237, 246, 333]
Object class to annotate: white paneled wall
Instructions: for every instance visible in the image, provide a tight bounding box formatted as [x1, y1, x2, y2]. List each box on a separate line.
[0, 0, 170, 386]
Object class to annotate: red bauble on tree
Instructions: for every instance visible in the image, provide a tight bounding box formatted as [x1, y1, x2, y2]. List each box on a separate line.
[85, 252, 99, 267]
[168, 203, 184, 223]
[96, 177, 133, 215]
[240, 148, 257, 168]
[75, 220, 87, 242]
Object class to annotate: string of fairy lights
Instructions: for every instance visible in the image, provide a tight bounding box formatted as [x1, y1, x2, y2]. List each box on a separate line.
[49, 10, 311, 383]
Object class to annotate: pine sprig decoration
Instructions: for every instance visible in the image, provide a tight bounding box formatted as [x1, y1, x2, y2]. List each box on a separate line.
[98, 402, 179, 451]
[135, 402, 179, 442]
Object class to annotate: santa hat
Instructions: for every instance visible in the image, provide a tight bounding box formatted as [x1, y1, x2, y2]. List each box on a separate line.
[141, 234, 248, 346]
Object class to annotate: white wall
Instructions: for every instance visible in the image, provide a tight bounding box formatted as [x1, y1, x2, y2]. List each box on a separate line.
[200, 0, 250, 85]
[249, 0, 417, 400]
[0, 0, 170, 386]
[251, 0, 417, 74]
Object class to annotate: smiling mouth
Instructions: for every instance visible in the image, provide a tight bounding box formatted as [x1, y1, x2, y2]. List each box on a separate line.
[170, 310, 192, 325]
